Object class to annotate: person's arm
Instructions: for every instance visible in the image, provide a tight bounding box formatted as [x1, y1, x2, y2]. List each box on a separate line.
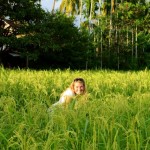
[52, 89, 74, 107]
[63, 95, 73, 107]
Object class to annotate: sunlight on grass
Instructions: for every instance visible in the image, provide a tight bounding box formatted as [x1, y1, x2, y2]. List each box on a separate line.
[1, 67, 150, 149]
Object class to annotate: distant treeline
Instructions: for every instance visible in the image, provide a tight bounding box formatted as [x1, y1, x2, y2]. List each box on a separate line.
[0, 0, 150, 70]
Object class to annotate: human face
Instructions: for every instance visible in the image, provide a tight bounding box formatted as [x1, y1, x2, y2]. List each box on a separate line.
[74, 82, 85, 95]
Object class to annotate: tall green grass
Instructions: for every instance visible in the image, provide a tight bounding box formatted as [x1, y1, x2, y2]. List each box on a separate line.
[0, 67, 150, 150]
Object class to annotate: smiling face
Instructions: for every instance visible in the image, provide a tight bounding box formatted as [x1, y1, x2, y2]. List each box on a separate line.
[73, 81, 85, 95]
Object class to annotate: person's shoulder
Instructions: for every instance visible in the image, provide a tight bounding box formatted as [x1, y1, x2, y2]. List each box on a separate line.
[63, 88, 75, 96]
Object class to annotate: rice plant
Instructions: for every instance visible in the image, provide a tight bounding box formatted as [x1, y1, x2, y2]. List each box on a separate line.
[0, 67, 150, 150]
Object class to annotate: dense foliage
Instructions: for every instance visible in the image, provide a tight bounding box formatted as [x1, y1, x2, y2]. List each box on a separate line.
[0, 0, 150, 70]
[55, 0, 150, 70]
[0, 0, 93, 69]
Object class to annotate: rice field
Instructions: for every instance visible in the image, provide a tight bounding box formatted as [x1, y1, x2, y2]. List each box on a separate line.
[0, 67, 150, 150]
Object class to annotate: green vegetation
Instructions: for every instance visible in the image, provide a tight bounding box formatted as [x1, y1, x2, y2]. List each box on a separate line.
[1, 67, 150, 149]
[1, 1, 150, 70]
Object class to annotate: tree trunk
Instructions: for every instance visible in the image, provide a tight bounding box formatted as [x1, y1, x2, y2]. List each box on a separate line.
[79, 0, 83, 25]
[52, 0, 56, 13]
[132, 28, 134, 62]
[26, 52, 29, 69]
[117, 26, 120, 70]
[135, 25, 137, 59]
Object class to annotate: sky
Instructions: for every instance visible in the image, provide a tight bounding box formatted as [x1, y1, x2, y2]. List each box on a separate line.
[41, 0, 61, 11]
[41, 0, 80, 26]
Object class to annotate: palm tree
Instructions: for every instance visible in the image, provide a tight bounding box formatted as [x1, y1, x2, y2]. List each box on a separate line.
[79, 0, 83, 25]
[59, 0, 79, 15]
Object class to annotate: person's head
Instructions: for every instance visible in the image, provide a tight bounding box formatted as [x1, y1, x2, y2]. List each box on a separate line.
[70, 78, 86, 95]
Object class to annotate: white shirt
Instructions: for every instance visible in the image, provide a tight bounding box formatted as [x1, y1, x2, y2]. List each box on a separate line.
[52, 88, 75, 106]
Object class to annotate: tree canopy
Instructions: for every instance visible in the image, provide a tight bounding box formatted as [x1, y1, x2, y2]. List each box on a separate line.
[0, 0, 93, 69]
[0, 0, 150, 70]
